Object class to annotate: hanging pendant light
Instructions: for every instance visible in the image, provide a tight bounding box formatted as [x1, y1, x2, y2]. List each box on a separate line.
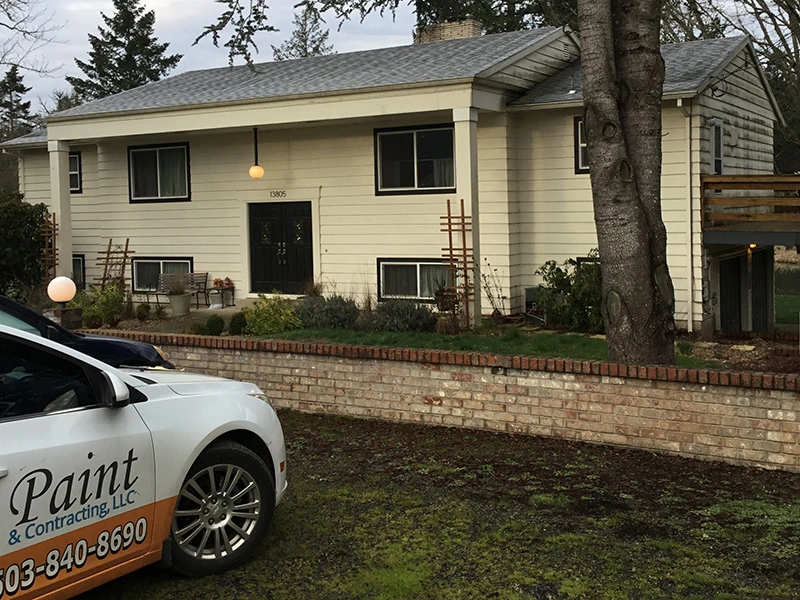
[249, 127, 264, 179]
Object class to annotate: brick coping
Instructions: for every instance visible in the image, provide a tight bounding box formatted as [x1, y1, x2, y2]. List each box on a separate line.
[90, 330, 800, 392]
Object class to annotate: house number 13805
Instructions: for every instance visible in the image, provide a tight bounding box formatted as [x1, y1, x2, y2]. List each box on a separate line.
[270, 190, 287, 198]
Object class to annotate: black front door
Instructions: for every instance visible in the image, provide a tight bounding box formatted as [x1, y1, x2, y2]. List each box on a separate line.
[249, 202, 313, 294]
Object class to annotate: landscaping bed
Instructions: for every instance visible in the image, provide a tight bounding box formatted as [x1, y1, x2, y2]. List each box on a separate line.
[82, 410, 800, 599]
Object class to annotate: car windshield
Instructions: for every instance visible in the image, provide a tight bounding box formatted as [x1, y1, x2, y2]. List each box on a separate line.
[0, 308, 40, 336]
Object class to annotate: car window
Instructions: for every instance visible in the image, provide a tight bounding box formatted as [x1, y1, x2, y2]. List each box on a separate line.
[0, 307, 40, 336]
[0, 342, 96, 420]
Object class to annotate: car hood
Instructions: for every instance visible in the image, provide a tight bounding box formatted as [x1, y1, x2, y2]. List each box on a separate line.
[123, 368, 262, 397]
[74, 333, 173, 368]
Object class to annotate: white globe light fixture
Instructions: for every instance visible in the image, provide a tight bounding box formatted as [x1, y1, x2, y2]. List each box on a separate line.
[48, 276, 77, 308]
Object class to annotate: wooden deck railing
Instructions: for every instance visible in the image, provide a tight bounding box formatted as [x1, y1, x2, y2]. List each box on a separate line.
[702, 174, 800, 232]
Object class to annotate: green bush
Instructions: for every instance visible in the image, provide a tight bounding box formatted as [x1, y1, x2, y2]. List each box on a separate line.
[205, 314, 225, 336]
[136, 303, 151, 322]
[369, 299, 437, 333]
[0, 191, 49, 295]
[243, 293, 302, 335]
[82, 306, 103, 329]
[154, 305, 167, 319]
[188, 314, 225, 336]
[72, 284, 125, 328]
[229, 311, 247, 335]
[535, 251, 603, 334]
[297, 295, 360, 329]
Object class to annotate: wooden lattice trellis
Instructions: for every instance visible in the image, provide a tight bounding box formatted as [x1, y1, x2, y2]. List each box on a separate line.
[440, 198, 474, 324]
[94, 238, 134, 292]
[41, 213, 58, 281]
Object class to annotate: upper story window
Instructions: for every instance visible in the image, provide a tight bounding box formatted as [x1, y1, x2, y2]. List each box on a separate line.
[574, 117, 589, 174]
[69, 152, 82, 193]
[129, 143, 190, 203]
[375, 125, 455, 194]
[712, 121, 723, 175]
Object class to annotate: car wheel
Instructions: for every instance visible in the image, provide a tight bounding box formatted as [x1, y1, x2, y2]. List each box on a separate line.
[170, 440, 275, 576]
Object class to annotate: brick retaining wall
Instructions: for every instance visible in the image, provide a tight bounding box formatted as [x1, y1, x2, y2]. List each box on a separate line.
[107, 332, 800, 473]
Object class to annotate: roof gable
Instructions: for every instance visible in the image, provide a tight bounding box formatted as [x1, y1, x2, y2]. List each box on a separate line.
[511, 36, 759, 108]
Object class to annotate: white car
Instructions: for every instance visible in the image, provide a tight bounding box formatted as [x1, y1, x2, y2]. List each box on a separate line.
[0, 324, 287, 599]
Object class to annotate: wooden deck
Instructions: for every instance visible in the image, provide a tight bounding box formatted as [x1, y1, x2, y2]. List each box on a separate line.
[702, 175, 800, 233]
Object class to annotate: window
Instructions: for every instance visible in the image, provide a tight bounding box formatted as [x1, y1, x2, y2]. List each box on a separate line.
[129, 143, 190, 202]
[132, 257, 192, 292]
[72, 254, 85, 290]
[712, 122, 723, 175]
[378, 258, 452, 301]
[574, 117, 589, 173]
[69, 152, 82, 193]
[0, 341, 95, 419]
[375, 125, 455, 193]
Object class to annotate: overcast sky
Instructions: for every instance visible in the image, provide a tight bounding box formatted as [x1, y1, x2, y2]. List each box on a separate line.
[28, 1, 416, 109]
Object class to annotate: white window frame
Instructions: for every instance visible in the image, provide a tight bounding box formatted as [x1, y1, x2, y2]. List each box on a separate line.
[128, 143, 190, 202]
[378, 259, 453, 302]
[132, 257, 192, 292]
[376, 125, 455, 193]
[574, 117, 589, 173]
[69, 152, 82, 193]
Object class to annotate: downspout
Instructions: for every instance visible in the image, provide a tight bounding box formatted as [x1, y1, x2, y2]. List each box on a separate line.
[678, 98, 694, 333]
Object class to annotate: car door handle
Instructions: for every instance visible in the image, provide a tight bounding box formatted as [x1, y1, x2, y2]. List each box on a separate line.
[0, 469, 7, 479]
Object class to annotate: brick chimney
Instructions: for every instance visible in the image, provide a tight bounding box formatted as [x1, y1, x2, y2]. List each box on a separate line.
[414, 18, 483, 44]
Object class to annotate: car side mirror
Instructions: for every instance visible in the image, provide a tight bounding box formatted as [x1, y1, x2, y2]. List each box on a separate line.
[99, 371, 131, 408]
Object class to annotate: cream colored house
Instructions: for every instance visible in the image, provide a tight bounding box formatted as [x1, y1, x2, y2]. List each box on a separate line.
[3, 23, 783, 332]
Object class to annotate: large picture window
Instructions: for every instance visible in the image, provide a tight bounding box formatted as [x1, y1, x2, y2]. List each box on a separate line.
[378, 258, 452, 301]
[574, 117, 589, 174]
[375, 125, 455, 194]
[69, 152, 82, 193]
[129, 143, 190, 202]
[132, 257, 192, 292]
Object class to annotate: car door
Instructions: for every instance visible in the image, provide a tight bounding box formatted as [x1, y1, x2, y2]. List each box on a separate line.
[0, 335, 155, 599]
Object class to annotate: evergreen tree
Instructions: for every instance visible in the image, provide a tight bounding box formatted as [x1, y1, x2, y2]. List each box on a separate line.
[66, 0, 182, 101]
[0, 65, 34, 140]
[272, 5, 335, 61]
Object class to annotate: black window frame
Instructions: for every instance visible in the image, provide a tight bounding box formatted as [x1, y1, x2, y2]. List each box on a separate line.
[574, 116, 589, 174]
[132, 256, 194, 293]
[72, 254, 86, 291]
[128, 142, 191, 204]
[374, 123, 456, 196]
[376, 257, 453, 302]
[69, 151, 83, 194]
[712, 121, 724, 175]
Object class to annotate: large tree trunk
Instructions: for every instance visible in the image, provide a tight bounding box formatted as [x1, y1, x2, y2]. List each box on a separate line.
[578, 0, 676, 364]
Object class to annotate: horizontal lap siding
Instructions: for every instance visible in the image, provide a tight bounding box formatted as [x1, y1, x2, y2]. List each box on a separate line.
[514, 106, 695, 327]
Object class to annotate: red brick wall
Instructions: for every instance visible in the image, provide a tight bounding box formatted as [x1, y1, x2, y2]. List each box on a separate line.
[110, 332, 800, 472]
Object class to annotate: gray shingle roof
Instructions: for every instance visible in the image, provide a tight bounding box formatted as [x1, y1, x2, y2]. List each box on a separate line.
[1, 128, 47, 148]
[512, 36, 749, 106]
[51, 28, 560, 120]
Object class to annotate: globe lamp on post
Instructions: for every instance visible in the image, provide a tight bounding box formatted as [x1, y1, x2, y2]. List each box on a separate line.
[48, 276, 77, 309]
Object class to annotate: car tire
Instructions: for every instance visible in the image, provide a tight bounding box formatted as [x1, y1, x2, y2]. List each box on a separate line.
[170, 440, 275, 576]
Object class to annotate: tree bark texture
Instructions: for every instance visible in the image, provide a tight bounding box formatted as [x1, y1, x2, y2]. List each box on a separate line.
[578, 0, 676, 364]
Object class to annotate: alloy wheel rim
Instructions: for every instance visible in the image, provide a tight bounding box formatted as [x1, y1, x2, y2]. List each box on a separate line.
[172, 463, 261, 560]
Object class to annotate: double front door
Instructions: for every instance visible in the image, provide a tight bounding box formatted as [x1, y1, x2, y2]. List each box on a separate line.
[249, 202, 313, 294]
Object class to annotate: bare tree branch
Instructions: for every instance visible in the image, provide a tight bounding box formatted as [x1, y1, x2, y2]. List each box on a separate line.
[0, 0, 62, 75]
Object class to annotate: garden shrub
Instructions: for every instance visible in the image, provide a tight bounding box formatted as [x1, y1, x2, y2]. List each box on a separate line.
[229, 311, 247, 335]
[154, 305, 167, 319]
[535, 251, 603, 334]
[189, 314, 225, 336]
[370, 299, 437, 333]
[297, 295, 359, 329]
[72, 284, 125, 328]
[205, 314, 225, 336]
[136, 303, 151, 322]
[243, 293, 301, 335]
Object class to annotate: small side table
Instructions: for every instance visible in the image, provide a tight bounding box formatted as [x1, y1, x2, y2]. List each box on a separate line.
[208, 286, 235, 307]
